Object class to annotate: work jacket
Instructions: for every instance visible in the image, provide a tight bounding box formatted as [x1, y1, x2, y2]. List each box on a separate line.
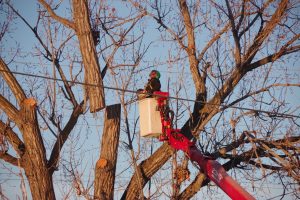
[144, 78, 161, 94]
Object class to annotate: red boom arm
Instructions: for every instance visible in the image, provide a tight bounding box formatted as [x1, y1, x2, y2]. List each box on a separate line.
[153, 92, 255, 200]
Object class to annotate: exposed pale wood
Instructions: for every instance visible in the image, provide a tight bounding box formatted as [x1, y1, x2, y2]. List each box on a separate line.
[96, 158, 108, 169]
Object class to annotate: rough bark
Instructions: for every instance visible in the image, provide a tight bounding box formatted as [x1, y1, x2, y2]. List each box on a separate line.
[94, 104, 121, 200]
[72, 0, 105, 113]
[20, 98, 56, 200]
[0, 58, 26, 105]
[1, 59, 55, 199]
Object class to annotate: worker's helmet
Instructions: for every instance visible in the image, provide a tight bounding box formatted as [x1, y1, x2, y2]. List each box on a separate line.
[150, 70, 161, 79]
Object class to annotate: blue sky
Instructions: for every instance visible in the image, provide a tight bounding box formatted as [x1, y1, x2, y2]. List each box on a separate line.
[1, 0, 299, 199]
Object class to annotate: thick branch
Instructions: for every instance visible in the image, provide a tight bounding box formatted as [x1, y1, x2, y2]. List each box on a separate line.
[0, 58, 26, 105]
[0, 121, 25, 156]
[244, 0, 289, 64]
[177, 173, 206, 200]
[225, 0, 241, 66]
[38, 0, 75, 29]
[248, 160, 282, 171]
[0, 152, 19, 166]
[0, 94, 21, 125]
[48, 103, 83, 174]
[247, 44, 300, 71]
[94, 104, 121, 200]
[72, 0, 106, 112]
[179, 0, 203, 93]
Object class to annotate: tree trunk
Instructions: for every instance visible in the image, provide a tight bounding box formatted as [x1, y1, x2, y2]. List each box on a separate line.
[72, 0, 105, 113]
[94, 104, 121, 200]
[20, 98, 56, 200]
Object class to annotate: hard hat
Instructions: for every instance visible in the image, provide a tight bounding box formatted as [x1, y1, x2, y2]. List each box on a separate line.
[150, 70, 161, 79]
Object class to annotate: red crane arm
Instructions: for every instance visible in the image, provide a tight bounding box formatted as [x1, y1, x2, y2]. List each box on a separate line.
[153, 91, 255, 200]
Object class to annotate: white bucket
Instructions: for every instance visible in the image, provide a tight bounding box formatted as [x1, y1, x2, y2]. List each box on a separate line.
[138, 98, 162, 137]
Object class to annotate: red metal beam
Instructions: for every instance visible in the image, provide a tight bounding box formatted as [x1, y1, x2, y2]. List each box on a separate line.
[188, 146, 255, 200]
[153, 91, 255, 200]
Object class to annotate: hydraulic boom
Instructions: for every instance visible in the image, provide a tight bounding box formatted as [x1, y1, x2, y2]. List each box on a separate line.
[154, 91, 255, 200]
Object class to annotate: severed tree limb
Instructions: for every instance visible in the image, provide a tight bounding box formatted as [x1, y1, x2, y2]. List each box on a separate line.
[38, 0, 75, 29]
[20, 98, 56, 200]
[94, 104, 121, 200]
[0, 121, 25, 156]
[72, 0, 106, 113]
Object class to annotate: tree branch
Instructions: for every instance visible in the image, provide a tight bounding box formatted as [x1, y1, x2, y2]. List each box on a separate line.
[0, 94, 21, 125]
[247, 44, 300, 71]
[48, 103, 83, 174]
[0, 151, 19, 166]
[248, 160, 282, 171]
[38, 0, 75, 30]
[0, 121, 25, 156]
[244, 0, 289, 65]
[0, 58, 26, 105]
[177, 173, 207, 200]
[179, 0, 204, 94]
[225, 0, 241, 66]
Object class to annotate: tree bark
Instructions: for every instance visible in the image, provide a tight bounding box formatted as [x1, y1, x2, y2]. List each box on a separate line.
[20, 98, 56, 200]
[72, 0, 105, 113]
[94, 104, 121, 200]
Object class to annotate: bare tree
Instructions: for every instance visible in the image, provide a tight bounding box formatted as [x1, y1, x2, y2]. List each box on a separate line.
[0, 0, 299, 200]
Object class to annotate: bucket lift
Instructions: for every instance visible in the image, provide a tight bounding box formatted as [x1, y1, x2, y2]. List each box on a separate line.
[138, 91, 255, 200]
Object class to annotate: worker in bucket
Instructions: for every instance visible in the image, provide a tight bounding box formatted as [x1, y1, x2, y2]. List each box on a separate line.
[138, 70, 161, 98]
